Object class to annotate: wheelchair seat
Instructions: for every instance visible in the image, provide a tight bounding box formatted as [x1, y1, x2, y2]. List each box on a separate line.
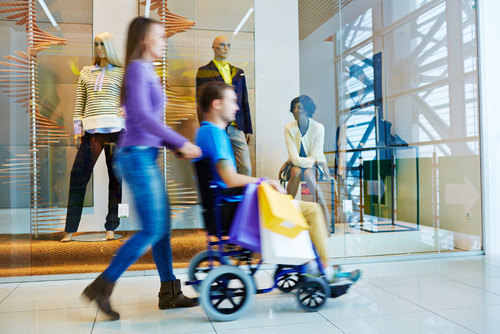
[194, 158, 244, 236]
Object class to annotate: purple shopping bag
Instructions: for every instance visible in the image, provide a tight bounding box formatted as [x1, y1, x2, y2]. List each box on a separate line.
[228, 183, 261, 253]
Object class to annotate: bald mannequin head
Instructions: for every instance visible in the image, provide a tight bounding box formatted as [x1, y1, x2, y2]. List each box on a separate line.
[212, 36, 231, 63]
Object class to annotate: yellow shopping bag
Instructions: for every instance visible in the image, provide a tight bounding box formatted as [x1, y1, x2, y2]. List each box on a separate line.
[257, 182, 309, 239]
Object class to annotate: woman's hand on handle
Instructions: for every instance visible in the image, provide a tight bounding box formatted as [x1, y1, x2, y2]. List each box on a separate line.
[177, 142, 202, 159]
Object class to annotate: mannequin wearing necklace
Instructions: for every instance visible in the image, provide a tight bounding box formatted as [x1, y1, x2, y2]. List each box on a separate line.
[61, 32, 125, 242]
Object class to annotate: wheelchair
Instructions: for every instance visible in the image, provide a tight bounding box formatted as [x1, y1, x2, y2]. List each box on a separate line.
[186, 158, 359, 322]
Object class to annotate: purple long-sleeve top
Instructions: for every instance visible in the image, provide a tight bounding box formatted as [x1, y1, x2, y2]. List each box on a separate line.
[118, 60, 188, 150]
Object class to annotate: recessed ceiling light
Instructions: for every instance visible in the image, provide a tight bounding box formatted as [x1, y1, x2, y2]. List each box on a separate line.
[38, 0, 58, 27]
[233, 8, 253, 36]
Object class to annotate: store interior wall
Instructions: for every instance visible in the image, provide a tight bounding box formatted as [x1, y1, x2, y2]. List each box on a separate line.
[255, 0, 300, 179]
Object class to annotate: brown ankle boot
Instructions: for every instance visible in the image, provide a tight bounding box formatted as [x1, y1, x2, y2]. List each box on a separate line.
[158, 279, 200, 310]
[81, 274, 120, 320]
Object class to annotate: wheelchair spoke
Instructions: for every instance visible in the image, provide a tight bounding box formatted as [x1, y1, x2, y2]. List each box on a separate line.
[213, 296, 226, 309]
[300, 295, 312, 304]
[228, 296, 237, 308]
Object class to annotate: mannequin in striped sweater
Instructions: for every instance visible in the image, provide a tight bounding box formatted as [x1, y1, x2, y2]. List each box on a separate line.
[61, 32, 125, 242]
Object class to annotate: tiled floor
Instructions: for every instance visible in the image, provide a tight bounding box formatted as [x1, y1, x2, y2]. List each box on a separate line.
[1, 255, 500, 333]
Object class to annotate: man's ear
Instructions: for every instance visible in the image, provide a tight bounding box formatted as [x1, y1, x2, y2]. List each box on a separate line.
[212, 99, 221, 110]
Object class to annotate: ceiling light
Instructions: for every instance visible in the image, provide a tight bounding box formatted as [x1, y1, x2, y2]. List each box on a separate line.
[38, 0, 57, 27]
[145, 0, 151, 18]
[233, 8, 253, 36]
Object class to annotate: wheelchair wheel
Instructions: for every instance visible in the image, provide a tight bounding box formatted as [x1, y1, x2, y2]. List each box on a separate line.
[199, 265, 255, 322]
[188, 251, 224, 291]
[274, 265, 300, 293]
[296, 277, 330, 312]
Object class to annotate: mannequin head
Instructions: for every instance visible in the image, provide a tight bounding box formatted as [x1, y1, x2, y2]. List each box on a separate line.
[290, 95, 316, 124]
[93, 32, 122, 67]
[212, 36, 231, 61]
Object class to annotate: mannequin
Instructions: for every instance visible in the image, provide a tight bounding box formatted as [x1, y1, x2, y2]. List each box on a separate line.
[196, 36, 253, 176]
[61, 32, 125, 242]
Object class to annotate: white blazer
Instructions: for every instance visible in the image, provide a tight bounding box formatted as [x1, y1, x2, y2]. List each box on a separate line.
[284, 118, 328, 171]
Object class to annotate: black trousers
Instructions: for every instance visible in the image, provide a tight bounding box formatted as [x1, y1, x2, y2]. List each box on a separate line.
[64, 131, 122, 233]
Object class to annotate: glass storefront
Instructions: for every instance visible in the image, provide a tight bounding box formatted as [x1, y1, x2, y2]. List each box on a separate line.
[0, 0, 481, 278]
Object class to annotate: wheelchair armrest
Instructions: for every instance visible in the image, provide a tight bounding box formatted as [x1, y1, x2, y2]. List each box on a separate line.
[220, 187, 245, 196]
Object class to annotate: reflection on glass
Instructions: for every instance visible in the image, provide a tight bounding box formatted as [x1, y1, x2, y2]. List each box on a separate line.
[331, 0, 482, 257]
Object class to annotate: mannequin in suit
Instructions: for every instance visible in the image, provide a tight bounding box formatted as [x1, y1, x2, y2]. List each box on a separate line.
[281, 95, 331, 236]
[196, 36, 253, 176]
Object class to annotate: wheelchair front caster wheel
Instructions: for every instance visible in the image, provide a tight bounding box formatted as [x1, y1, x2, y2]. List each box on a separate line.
[199, 265, 255, 322]
[296, 277, 330, 312]
[274, 265, 301, 293]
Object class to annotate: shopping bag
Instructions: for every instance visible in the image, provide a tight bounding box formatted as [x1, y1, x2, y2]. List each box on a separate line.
[228, 183, 261, 253]
[260, 221, 316, 265]
[258, 182, 309, 238]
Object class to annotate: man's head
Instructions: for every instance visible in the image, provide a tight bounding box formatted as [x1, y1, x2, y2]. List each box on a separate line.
[212, 36, 231, 61]
[199, 81, 239, 123]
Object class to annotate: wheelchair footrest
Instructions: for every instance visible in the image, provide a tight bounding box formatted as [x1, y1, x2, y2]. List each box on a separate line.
[329, 283, 351, 298]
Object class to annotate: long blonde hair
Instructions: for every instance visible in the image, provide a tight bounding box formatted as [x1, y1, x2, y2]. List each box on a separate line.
[93, 32, 123, 68]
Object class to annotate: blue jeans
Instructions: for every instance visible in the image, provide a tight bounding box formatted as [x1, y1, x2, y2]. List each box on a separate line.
[102, 146, 176, 283]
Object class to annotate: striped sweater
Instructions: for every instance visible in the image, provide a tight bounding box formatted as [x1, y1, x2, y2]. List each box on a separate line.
[73, 65, 125, 131]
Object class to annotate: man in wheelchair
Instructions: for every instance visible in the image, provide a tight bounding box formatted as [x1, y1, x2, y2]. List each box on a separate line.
[194, 81, 359, 285]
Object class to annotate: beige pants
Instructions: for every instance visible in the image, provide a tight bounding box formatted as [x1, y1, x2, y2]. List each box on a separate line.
[297, 201, 329, 266]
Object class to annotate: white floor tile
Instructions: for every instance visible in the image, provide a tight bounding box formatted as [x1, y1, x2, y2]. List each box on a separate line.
[0, 307, 97, 334]
[342, 261, 451, 287]
[383, 280, 500, 311]
[210, 290, 326, 331]
[459, 276, 500, 296]
[472, 255, 500, 268]
[403, 259, 500, 280]
[318, 279, 424, 321]
[341, 261, 427, 278]
[333, 311, 475, 334]
[0, 283, 19, 303]
[216, 321, 344, 334]
[92, 302, 214, 334]
[435, 304, 500, 334]
[0, 280, 92, 313]
[365, 272, 451, 287]
[4, 255, 500, 333]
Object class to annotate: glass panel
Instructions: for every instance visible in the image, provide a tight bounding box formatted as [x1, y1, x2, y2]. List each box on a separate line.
[329, 0, 481, 258]
[141, 0, 255, 268]
[0, 11, 32, 276]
